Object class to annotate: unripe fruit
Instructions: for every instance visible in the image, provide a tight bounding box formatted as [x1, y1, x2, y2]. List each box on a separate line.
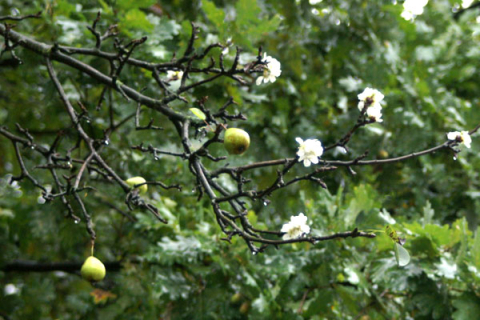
[224, 128, 250, 155]
[125, 176, 148, 194]
[377, 149, 389, 159]
[81, 256, 106, 282]
[230, 292, 242, 304]
[239, 301, 251, 314]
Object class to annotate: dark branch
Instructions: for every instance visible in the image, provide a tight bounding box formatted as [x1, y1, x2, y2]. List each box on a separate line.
[2, 260, 121, 273]
[0, 11, 42, 22]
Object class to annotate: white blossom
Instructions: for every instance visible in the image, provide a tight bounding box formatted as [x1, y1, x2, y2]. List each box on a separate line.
[357, 87, 385, 123]
[281, 213, 310, 240]
[462, 0, 474, 9]
[357, 87, 384, 111]
[166, 70, 184, 91]
[447, 131, 472, 148]
[4, 284, 20, 295]
[222, 37, 233, 55]
[366, 104, 383, 123]
[296, 137, 323, 167]
[256, 53, 282, 85]
[166, 70, 183, 81]
[401, 0, 428, 20]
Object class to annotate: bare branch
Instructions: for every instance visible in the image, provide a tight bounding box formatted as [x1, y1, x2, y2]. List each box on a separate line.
[0, 11, 42, 22]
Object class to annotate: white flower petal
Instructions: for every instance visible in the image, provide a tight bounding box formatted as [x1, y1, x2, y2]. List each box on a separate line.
[358, 101, 365, 111]
[280, 223, 291, 233]
[366, 104, 383, 122]
[296, 138, 324, 167]
[302, 224, 311, 234]
[447, 132, 459, 141]
[461, 131, 472, 148]
[256, 53, 281, 85]
[166, 70, 183, 81]
[447, 131, 472, 148]
[358, 87, 384, 110]
[280, 213, 311, 240]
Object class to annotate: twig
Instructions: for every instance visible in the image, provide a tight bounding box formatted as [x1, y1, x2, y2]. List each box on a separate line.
[0, 11, 42, 21]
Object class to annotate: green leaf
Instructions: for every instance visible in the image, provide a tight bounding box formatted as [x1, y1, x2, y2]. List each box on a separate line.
[235, 0, 261, 25]
[452, 293, 480, 320]
[410, 235, 438, 258]
[123, 9, 154, 32]
[232, 0, 281, 49]
[202, 0, 225, 29]
[473, 230, 480, 269]
[423, 200, 434, 226]
[117, 0, 155, 10]
[455, 218, 470, 264]
[394, 243, 410, 267]
[344, 184, 380, 227]
[189, 108, 206, 121]
[305, 290, 333, 316]
[98, 0, 113, 13]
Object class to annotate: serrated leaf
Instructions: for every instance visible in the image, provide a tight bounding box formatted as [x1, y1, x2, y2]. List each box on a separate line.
[202, 0, 225, 28]
[123, 9, 153, 32]
[452, 293, 480, 320]
[235, 0, 260, 25]
[305, 290, 333, 316]
[473, 230, 480, 269]
[394, 243, 410, 267]
[189, 108, 206, 120]
[423, 200, 434, 226]
[456, 218, 470, 264]
[117, 0, 155, 10]
[344, 184, 379, 227]
[233, 0, 281, 49]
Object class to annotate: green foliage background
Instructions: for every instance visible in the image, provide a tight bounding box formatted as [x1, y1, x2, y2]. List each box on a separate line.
[1, 0, 480, 319]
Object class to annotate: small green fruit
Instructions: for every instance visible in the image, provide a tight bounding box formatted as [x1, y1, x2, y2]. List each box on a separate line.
[239, 301, 251, 314]
[377, 149, 389, 159]
[224, 128, 250, 155]
[125, 176, 148, 194]
[81, 256, 106, 282]
[230, 292, 243, 304]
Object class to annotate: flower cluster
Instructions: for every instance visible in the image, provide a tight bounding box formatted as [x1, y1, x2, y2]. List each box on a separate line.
[358, 87, 384, 123]
[296, 137, 323, 167]
[281, 213, 310, 240]
[256, 53, 282, 85]
[401, 0, 429, 21]
[447, 131, 472, 148]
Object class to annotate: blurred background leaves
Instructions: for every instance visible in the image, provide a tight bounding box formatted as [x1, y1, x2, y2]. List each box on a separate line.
[1, 0, 480, 319]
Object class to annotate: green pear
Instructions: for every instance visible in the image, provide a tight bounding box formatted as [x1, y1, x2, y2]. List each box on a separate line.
[125, 176, 148, 194]
[81, 256, 106, 282]
[377, 149, 389, 159]
[239, 301, 251, 315]
[224, 128, 250, 155]
[230, 292, 243, 304]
